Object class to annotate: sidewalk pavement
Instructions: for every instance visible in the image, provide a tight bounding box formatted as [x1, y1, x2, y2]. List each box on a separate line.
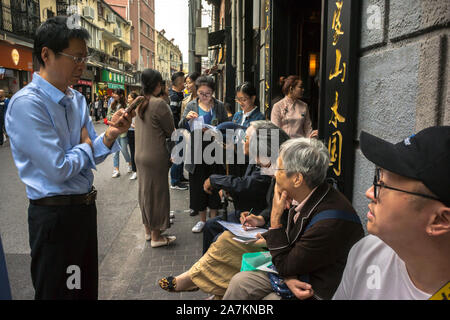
[99, 186, 210, 300]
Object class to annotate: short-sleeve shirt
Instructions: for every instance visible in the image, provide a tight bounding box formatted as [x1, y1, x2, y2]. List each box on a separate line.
[333, 235, 431, 300]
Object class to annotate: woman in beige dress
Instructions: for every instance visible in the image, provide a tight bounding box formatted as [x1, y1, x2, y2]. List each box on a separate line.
[135, 69, 176, 248]
[271, 75, 318, 138]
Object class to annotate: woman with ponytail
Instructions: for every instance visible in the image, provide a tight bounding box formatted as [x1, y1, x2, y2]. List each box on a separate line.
[270, 75, 318, 138]
[134, 69, 176, 247]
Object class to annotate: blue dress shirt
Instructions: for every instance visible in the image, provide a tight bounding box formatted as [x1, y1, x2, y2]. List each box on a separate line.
[5, 73, 120, 200]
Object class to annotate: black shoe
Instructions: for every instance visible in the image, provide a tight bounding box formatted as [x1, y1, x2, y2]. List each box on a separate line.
[189, 209, 198, 216]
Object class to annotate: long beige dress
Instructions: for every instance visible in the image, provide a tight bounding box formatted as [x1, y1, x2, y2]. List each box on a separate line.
[135, 97, 175, 230]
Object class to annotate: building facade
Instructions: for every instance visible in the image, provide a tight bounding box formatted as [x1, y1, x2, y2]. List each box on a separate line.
[0, 0, 40, 97]
[37, 0, 134, 103]
[128, 0, 155, 89]
[155, 29, 183, 82]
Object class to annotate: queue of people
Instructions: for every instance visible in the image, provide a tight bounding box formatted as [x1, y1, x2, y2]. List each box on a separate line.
[3, 16, 449, 301]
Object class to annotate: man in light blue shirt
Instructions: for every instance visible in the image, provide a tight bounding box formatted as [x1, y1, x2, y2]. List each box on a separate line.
[5, 16, 133, 299]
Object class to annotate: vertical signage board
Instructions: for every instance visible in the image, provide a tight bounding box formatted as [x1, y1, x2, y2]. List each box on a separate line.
[319, 0, 361, 200]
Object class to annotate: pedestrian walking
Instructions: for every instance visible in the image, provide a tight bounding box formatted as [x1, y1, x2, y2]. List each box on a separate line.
[135, 69, 176, 247]
[93, 95, 101, 122]
[108, 88, 133, 178]
[101, 96, 107, 119]
[4, 16, 132, 299]
[0, 89, 10, 146]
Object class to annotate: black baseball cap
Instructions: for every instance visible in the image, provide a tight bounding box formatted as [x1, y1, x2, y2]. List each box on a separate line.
[360, 126, 450, 206]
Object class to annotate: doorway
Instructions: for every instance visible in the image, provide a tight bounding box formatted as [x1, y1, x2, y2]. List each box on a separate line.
[271, 0, 322, 129]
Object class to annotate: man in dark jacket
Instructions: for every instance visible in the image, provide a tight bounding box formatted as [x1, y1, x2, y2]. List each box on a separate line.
[169, 71, 185, 129]
[169, 71, 187, 190]
[201, 121, 290, 253]
[224, 137, 364, 300]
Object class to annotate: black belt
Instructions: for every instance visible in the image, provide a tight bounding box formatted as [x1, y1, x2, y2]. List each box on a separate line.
[30, 187, 97, 206]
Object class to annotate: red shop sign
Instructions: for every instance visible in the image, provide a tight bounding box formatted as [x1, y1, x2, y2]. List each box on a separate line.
[77, 80, 92, 86]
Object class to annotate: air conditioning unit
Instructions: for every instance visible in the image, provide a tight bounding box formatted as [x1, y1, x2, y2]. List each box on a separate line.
[107, 13, 116, 23]
[83, 7, 95, 20]
[113, 28, 122, 37]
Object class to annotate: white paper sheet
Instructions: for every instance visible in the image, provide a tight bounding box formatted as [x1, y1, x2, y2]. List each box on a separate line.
[189, 116, 205, 131]
[218, 221, 268, 239]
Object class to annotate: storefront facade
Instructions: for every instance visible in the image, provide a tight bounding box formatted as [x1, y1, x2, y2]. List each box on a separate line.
[97, 69, 125, 99]
[0, 41, 34, 97]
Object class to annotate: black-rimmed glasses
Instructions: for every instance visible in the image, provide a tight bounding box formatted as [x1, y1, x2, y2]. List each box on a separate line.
[373, 168, 440, 201]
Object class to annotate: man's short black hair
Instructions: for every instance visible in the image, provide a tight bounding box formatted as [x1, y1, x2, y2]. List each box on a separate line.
[171, 71, 185, 84]
[34, 16, 90, 68]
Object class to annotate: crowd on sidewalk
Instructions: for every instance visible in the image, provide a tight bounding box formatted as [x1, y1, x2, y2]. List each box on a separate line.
[1, 16, 449, 301]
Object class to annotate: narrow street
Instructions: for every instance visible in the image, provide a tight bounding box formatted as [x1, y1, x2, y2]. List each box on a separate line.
[0, 122, 209, 300]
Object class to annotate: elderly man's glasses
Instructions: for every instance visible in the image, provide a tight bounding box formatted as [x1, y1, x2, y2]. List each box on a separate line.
[58, 52, 91, 64]
[373, 168, 440, 201]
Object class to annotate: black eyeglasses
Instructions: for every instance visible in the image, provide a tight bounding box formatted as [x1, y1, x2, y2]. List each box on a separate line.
[373, 168, 441, 201]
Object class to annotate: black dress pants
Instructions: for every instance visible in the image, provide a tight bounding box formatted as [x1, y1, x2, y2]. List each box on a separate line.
[28, 202, 98, 300]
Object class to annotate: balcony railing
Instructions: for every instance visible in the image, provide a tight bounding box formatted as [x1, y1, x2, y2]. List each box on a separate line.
[0, 0, 40, 41]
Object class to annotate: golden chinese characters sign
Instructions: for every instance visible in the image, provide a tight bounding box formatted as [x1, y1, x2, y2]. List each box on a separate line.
[319, 0, 360, 200]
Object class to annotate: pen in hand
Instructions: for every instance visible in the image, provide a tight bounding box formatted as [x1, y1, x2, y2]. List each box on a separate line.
[242, 208, 254, 230]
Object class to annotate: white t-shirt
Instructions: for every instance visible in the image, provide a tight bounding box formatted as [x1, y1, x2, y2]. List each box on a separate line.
[333, 235, 431, 300]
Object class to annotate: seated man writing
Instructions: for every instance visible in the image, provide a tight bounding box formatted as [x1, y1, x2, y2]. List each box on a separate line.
[158, 122, 290, 298]
[201, 121, 287, 253]
[223, 137, 365, 300]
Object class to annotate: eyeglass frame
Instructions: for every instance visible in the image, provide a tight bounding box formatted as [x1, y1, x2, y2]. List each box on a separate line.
[372, 167, 441, 202]
[235, 97, 249, 103]
[198, 91, 213, 98]
[58, 52, 91, 64]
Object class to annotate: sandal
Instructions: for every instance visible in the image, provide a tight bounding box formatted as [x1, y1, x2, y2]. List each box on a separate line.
[150, 235, 176, 248]
[158, 276, 200, 292]
[159, 276, 177, 292]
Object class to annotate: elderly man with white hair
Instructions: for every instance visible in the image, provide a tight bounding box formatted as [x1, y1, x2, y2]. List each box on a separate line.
[223, 137, 365, 300]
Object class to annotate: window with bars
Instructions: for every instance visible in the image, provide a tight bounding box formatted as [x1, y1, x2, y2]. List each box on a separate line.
[97, 2, 103, 20]
[1, 0, 40, 40]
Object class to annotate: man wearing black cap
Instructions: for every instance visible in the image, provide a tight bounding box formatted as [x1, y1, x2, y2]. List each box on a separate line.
[332, 126, 450, 299]
[284, 126, 450, 300]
